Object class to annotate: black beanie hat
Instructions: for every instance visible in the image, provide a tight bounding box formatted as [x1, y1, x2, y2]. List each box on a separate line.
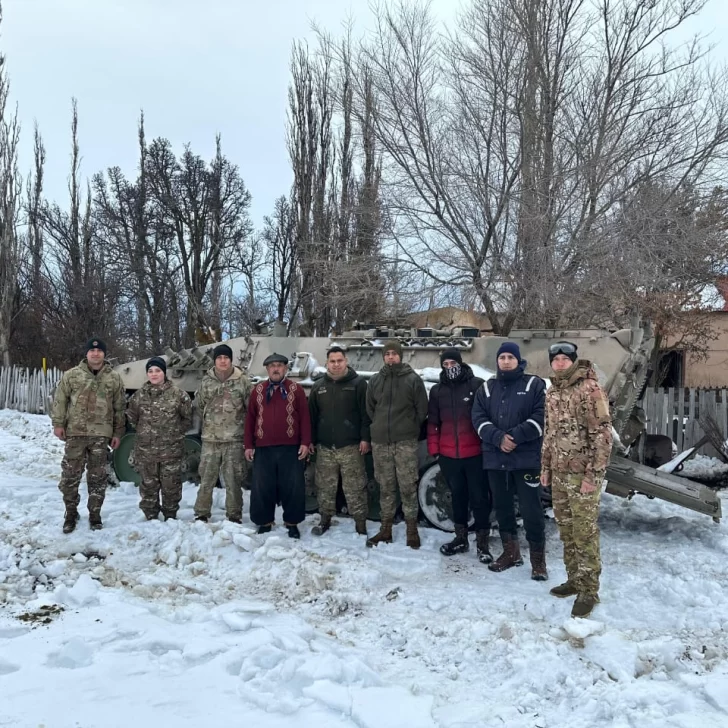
[382, 340, 403, 358]
[548, 341, 578, 364]
[145, 356, 167, 374]
[496, 341, 522, 363]
[213, 344, 233, 361]
[440, 348, 463, 366]
[86, 337, 107, 355]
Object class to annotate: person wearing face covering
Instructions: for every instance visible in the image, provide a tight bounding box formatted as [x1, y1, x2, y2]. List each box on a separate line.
[427, 348, 492, 562]
[471, 342, 548, 580]
[541, 342, 612, 619]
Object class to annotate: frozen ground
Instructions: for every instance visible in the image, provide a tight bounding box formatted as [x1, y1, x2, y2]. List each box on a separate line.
[2, 409, 728, 728]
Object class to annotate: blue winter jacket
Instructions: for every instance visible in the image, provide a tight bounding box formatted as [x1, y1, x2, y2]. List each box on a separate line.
[471, 366, 546, 471]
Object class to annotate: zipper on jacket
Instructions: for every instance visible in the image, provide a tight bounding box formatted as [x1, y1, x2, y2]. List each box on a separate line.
[387, 373, 394, 444]
[450, 384, 460, 458]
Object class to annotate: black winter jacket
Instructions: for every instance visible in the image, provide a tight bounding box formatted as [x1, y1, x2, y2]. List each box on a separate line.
[309, 367, 371, 448]
[471, 366, 546, 471]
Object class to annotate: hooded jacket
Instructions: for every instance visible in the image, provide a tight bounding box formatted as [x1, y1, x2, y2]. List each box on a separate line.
[542, 359, 613, 483]
[126, 380, 192, 461]
[309, 367, 371, 449]
[196, 365, 252, 443]
[427, 363, 484, 459]
[51, 360, 126, 440]
[366, 362, 428, 444]
[471, 364, 546, 471]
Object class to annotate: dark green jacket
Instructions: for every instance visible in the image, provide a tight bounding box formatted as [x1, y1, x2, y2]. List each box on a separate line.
[309, 367, 371, 448]
[366, 363, 428, 444]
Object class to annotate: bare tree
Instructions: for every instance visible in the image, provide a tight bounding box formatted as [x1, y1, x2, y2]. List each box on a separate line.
[0, 21, 22, 367]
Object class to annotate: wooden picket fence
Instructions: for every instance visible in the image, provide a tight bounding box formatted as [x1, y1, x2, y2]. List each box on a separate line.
[0, 366, 64, 414]
[642, 387, 728, 455]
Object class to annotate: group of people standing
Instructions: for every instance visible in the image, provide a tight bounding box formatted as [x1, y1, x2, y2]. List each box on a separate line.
[50, 334, 612, 618]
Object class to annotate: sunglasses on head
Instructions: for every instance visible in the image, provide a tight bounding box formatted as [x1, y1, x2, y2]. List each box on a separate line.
[549, 342, 577, 356]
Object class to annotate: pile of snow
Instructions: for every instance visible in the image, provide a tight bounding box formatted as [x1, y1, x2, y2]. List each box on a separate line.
[2, 408, 728, 726]
[680, 453, 728, 481]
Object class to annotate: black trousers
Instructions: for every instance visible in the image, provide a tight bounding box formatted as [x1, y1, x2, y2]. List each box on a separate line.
[250, 445, 305, 526]
[488, 469, 545, 544]
[439, 455, 492, 531]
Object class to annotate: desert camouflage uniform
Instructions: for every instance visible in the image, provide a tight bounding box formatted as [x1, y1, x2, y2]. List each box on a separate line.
[51, 360, 126, 514]
[194, 365, 251, 520]
[126, 381, 193, 518]
[542, 359, 613, 596]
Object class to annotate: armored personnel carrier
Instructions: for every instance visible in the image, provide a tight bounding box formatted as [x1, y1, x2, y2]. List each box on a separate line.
[112, 321, 722, 529]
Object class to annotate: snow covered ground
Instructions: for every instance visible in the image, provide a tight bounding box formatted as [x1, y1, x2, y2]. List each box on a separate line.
[2, 409, 728, 728]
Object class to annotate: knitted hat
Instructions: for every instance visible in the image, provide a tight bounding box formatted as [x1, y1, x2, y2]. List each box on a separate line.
[212, 344, 233, 361]
[382, 340, 403, 358]
[145, 356, 167, 374]
[496, 341, 522, 362]
[440, 348, 463, 366]
[263, 352, 289, 366]
[86, 337, 107, 355]
[548, 341, 578, 364]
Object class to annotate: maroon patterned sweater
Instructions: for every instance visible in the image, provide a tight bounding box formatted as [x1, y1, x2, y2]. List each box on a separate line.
[244, 378, 312, 449]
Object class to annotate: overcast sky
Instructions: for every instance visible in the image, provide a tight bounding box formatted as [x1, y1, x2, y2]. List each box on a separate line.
[2, 0, 727, 227]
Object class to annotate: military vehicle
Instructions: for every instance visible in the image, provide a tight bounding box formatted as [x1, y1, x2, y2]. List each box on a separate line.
[112, 320, 722, 529]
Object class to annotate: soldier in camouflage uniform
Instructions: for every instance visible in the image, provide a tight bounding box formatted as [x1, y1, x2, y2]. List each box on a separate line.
[365, 340, 428, 549]
[51, 338, 126, 533]
[126, 357, 192, 521]
[308, 346, 371, 537]
[541, 342, 613, 618]
[193, 344, 252, 524]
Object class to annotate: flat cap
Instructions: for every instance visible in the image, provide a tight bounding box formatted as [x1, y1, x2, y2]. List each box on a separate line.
[263, 352, 289, 366]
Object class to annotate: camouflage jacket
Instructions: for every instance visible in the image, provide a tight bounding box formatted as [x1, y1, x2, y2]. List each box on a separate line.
[126, 381, 192, 461]
[196, 366, 252, 443]
[542, 359, 613, 483]
[51, 360, 126, 440]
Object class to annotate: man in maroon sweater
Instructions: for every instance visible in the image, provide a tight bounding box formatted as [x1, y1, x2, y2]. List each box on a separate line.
[244, 353, 312, 538]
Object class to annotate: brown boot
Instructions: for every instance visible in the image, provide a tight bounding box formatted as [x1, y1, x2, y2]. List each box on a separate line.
[366, 520, 393, 548]
[488, 533, 523, 572]
[405, 519, 421, 550]
[550, 581, 579, 598]
[355, 518, 368, 536]
[529, 541, 548, 581]
[571, 593, 599, 618]
[63, 508, 79, 534]
[89, 511, 103, 531]
[311, 514, 332, 536]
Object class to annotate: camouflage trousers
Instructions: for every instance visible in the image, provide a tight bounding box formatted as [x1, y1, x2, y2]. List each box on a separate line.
[58, 436, 109, 514]
[194, 441, 246, 520]
[551, 471, 601, 596]
[315, 444, 368, 521]
[137, 458, 183, 519]
[371, 439, 419, 521]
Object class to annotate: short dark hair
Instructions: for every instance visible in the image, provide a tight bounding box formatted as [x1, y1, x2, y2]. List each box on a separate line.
[327, 346, 347, 359]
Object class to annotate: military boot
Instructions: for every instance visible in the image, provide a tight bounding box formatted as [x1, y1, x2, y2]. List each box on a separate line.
[440, 525, 469, 556]
[571, 593, 599, 618]
[311, 514, 332, 536]
[529, 541, 548, 581]
[405, 519, 421, 550]
[366, 520, 393, 548]
[488, 533, 523, 572]
[476, 529, 493, 564]
[355, 518, 368, 536]
[62, 508, 79, 534]
[550, 582, 579, 598]
[89, 512, 103, 531]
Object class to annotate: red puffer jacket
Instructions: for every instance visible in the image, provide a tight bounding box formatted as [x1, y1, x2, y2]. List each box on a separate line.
[427, 364, 484, 459]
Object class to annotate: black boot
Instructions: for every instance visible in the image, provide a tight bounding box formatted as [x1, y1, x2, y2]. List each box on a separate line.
[476, 529, 493, 564]
[63, 508, 79, 534]
[440, 525, 469, 556]
[257, 524, 272, 534]
[287, 525, 301, 539]
[311, 514, 331, 536]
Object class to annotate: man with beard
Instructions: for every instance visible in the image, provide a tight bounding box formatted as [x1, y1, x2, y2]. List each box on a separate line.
[365, 340, 428, 549]
[309, 346, 371, 537]
[245, 353, 312, 538]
